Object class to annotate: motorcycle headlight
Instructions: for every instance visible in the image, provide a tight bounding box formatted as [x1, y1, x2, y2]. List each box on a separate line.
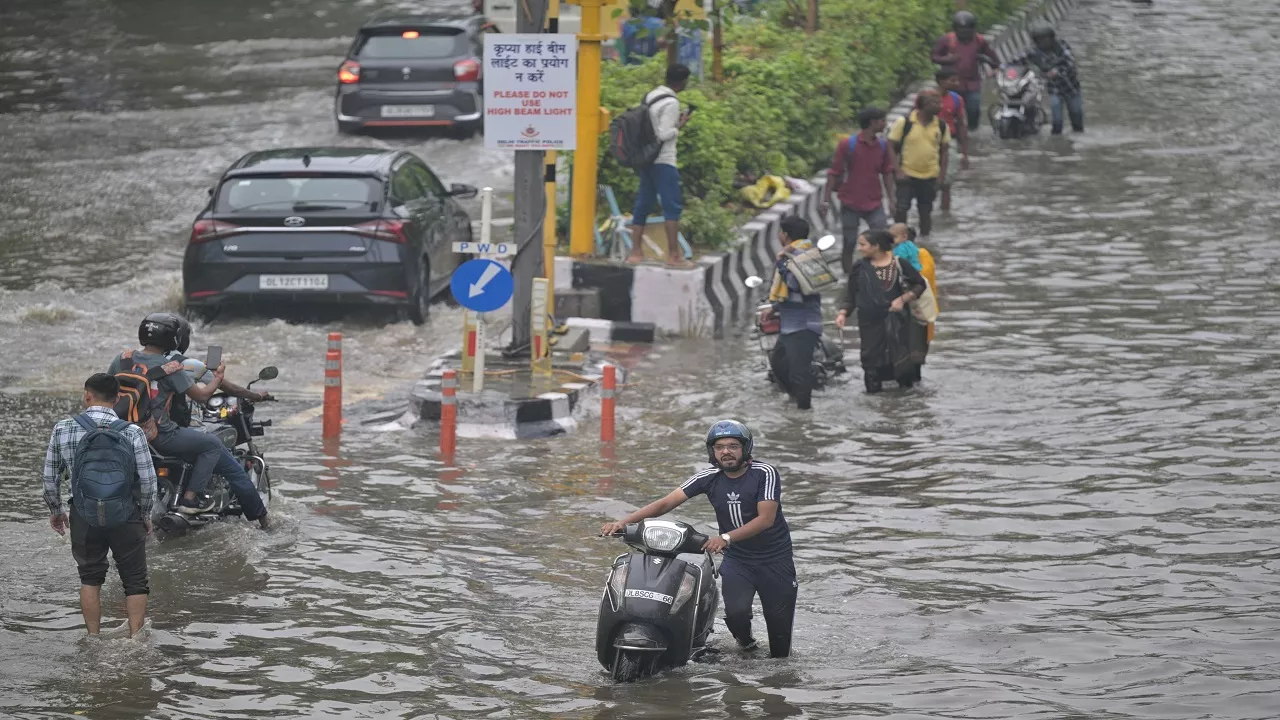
[670, 570, 697, 615]
[642, 522, 686, 553]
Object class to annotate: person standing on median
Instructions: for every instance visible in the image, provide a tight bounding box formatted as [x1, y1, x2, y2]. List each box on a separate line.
[821, 106, 897, 276]
[889, 89, 950, 238]
[931, 11, 1000, 131]
[42, 374, 157, 638]
[626, 63, 695, 268]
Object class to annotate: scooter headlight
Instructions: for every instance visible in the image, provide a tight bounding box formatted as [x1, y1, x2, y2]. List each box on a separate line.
[607, 562, 629, 606]
[670, 570, 698, 615]
[642, 522, 687, 553]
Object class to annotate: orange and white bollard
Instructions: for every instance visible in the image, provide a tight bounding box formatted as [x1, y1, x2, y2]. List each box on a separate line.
[440, 369, 458, 464]
[601, 364, 616, 442]
[322, 349, 342, 439]
[327, 332, 343, 367]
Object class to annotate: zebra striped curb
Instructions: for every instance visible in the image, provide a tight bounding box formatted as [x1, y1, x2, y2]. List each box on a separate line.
[409, 353, 627, 439]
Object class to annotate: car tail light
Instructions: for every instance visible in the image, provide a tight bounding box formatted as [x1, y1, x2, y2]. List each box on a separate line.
[339, 61, 361, 84]
[402, 30, 420, 39]
[190, 219, 238, 244]
[453, 59, 481, 82]
[355, 219, 408, 244]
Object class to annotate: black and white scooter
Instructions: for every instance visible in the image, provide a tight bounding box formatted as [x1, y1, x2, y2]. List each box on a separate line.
[597, 519, 721, 682]
[151, 365, 277, 536]
[744, 235, 847, 387]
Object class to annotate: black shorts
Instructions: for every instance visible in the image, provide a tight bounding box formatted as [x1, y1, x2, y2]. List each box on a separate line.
[69, 505, 149, 596]
[896, 177, 938, 215]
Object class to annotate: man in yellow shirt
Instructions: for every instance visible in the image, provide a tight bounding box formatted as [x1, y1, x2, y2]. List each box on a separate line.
[888, 88, 950, 238]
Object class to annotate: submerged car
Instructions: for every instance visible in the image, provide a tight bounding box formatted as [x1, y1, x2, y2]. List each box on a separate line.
[183, 147, 477, 325]
[334, 11, 486, 136]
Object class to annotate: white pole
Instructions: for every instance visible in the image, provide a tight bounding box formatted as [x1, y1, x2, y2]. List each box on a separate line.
[480, 186, 494, 247]
[473, 186, 495, 393]
[473, 314, 486, 392]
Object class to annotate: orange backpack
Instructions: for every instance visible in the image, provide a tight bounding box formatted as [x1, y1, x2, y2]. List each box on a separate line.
[112, 350, 180, 441]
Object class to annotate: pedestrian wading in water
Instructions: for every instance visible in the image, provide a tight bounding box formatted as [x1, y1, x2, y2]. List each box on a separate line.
[835, 229, 928, 393]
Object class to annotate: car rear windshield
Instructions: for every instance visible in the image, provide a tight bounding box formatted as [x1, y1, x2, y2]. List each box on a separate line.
[215, 176, 382, 212]
[356, 29, 466, 59]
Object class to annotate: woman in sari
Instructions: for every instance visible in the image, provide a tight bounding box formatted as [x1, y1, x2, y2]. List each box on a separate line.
[835, 229, 928, 393]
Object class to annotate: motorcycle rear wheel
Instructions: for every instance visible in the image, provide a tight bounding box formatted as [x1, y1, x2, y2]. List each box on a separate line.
[998, 117, 1017, 139]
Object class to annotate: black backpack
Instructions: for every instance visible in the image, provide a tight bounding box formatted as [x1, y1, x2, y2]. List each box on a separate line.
[892, 114, 946, 156]
[71, 415, 138, 528]
[608, 91, 678, 168]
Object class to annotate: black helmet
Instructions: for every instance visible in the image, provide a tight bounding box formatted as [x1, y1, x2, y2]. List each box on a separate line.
[953, 11, 977, 30]
[138, 312, 184, 352]
[705, 419, 753, 463]
[174, 315, 193, 354]
[1030, 21, 1056, 40]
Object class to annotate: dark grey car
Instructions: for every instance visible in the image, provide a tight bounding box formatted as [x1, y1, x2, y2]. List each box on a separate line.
[183, 148, 477, 325]
[335, 12, 486, 136]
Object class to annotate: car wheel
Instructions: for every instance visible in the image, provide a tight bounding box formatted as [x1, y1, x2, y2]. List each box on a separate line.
[184, 305, 218, 324]
[408, 260, 430, 326]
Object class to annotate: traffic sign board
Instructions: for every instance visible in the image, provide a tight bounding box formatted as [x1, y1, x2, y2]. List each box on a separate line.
[451, 259, 514, 313]
[453, 240, 517, 256]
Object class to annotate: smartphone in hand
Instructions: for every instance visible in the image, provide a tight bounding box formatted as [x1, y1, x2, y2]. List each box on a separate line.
[206, 345, 222, 372]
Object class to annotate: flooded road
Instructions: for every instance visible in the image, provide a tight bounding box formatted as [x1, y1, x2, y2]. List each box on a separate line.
[2, 0, 1279, 718]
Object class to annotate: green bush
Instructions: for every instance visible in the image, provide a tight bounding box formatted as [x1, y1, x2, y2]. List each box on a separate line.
[574, 0, 1028, 251]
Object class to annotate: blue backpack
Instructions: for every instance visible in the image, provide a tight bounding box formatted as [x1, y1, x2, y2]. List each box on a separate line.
[71, 414, 137, 528]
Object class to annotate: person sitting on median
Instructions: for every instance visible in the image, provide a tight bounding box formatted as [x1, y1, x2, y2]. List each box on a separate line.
[626, 63, 695, 268]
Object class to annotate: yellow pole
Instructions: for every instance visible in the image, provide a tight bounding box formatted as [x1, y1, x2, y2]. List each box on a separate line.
[544, 0, 561, 317]
[568, 0, 604, 257]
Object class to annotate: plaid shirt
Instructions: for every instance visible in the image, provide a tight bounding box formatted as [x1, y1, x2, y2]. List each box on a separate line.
[1008, 40, 1082, 97]
[42, 406, 157, 518]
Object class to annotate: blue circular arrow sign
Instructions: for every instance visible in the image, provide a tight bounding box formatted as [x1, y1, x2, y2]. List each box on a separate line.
[450, 259, 514, 313]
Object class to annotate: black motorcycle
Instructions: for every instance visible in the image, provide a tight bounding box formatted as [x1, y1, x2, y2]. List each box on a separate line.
[597, 519, 721, 682]
[750, 302, 847, 387]
[151, 366, 277, 536]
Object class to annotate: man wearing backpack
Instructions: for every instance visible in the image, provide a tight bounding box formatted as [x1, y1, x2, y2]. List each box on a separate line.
[622, 64, 693, 268]
[109, 313, 269, 528]
[43, 373, 158, 637]
[821, 106, 897, 276]
[934, 66, 972, 211]
[763, 215, 830, 411]
[889, 89, 950, 238]
[931, 11, 1000, 131]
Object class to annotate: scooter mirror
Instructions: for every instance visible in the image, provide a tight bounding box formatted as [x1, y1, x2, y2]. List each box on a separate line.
[258, 366, 279, 381]
[744, 275, 764, 288]
[816, 234, 837, 251]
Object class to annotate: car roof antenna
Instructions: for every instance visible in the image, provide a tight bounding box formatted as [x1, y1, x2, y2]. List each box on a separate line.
[303, 153, 311, 168]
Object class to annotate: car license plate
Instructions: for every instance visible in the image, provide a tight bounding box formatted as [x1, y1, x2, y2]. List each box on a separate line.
[259, 274, 329, 291]
[380, 105, 435, 118]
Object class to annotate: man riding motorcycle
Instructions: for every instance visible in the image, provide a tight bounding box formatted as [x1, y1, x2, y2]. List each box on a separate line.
[109, 313, 269, 529]
[1007, 22, 1084, 134]
[168, 316, 272, 427]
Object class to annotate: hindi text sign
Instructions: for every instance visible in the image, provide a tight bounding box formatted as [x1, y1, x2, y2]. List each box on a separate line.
[484, 34, 577, 150]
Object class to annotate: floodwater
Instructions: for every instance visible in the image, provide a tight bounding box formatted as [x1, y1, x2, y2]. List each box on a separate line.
[2, 0, 1278, 718]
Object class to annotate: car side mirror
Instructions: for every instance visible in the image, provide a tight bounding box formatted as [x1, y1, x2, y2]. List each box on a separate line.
[744, 275, 764, 288]
[258, 366, 279, 381]
[450, 183, 479, 199]
[816, 234, 837, 251]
